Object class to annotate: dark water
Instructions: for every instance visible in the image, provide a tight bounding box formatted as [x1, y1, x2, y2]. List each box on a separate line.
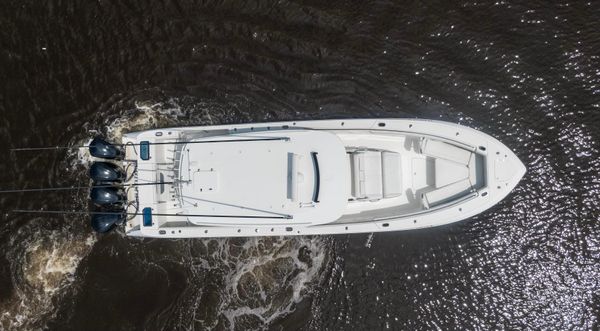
[1, 0, 599, 329]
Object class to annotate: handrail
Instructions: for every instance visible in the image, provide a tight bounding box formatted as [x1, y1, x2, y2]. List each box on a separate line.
[311, 152, 320, 203]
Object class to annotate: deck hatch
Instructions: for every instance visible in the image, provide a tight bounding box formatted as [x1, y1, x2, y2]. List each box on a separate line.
[140, 141, 150, 160]
[142, 207, 152, 226]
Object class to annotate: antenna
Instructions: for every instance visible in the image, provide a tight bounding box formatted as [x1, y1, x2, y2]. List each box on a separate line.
[10, 136, 290, 152]
[0, 181, 177, 194]
[11, 209, 292, 219]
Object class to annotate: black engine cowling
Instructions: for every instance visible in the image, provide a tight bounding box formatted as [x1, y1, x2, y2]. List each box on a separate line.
[91, 213, 125, 233]
[89, 137, 123, 160]
[90, 187, 125, 206]
[90, 162, 125, 183]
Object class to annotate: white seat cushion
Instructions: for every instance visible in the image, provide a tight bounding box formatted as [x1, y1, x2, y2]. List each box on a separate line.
[420, 138, 472, 165]
[422, 178, 472, 209]
[434, 158, 469, 188]
[382, 151, 402, 197]
[346, 153, 354, 199]
[352, 151, 383, 199]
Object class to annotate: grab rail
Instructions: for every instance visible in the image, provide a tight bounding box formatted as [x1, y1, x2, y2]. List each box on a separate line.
[311, 152, 320, 203]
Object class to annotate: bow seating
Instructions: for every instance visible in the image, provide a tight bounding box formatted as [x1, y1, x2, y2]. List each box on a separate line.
[419, 138, 477, 209]
[350, 150, 403, 200]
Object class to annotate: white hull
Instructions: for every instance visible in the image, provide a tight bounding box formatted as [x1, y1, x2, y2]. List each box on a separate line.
[120, 119, 525, 238]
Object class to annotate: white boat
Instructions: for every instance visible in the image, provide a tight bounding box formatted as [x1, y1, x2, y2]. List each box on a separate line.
[88, 119, 525, 238]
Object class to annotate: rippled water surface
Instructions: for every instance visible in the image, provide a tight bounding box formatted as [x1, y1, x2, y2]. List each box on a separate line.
[1, 0, 599, 330]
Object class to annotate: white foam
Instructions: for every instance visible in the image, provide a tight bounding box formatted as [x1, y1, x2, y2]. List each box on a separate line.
[0, 228, 96, 330]
[216, 236, 329, 329]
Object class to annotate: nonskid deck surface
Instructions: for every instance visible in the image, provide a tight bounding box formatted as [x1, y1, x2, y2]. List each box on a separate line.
[177, 130, 348, 225]
[121, 119, 524, 237]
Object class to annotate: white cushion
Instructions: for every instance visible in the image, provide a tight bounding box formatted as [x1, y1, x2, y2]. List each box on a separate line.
[382, 152, 402, 197]
[346, 153, 354, 199]
[352, 151, 383, 199]
[422, 178, 472, 209]
[435, 158, 469, 188]
[287, 153, 300, 201]
[420, 138, 472, 165]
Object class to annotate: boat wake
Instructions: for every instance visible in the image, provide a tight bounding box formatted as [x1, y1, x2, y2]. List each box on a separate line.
[0, 224, 95, 330]
[144, 236, 330, 330]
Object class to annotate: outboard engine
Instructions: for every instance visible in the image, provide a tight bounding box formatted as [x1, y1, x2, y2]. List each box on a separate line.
[89, 137, 123, 160]
[90, 187, 125, 206]
[90, 162, 125, 183]
[91, 213, 125, 233]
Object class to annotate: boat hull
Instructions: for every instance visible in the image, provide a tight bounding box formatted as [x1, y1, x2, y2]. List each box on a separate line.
[122, 118, 526, 238]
